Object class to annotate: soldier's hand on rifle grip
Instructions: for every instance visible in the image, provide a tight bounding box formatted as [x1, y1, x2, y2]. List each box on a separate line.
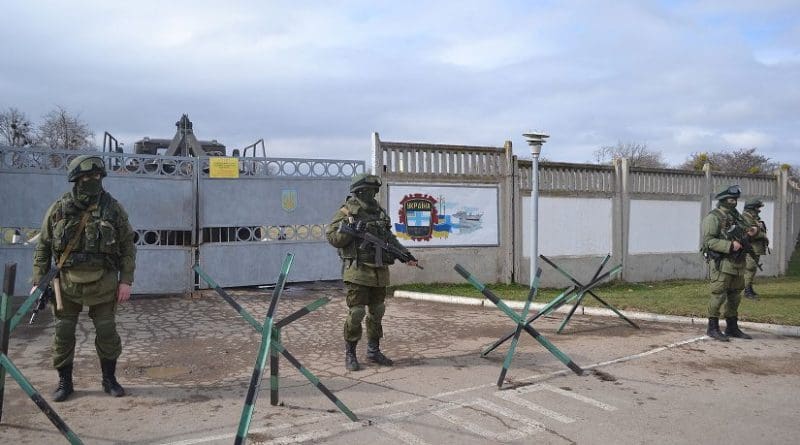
[354, 220, 366, 232]
[731, 240, 743, 252]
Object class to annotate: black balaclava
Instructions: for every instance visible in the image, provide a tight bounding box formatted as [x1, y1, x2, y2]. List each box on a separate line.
[719, 198, 737, 212]
[354, 188, 379, 208]
[73, 176, 103, 206]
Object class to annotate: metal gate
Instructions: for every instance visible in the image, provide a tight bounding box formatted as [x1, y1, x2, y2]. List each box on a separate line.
[0, 147, 196, 295]
[196, 156, 363, 287]
[0, 146, 364, 295]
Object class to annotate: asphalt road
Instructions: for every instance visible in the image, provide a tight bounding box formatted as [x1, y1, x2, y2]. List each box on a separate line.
[1, 283, 798, 444]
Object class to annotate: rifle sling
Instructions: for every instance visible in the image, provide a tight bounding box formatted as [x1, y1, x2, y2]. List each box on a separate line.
[55, 204, 97, 271]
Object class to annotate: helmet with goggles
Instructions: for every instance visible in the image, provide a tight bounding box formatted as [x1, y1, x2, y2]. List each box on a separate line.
[67, 155, 107, 182]
[350, 173, 382, 192]
[714, 184, 741, 201]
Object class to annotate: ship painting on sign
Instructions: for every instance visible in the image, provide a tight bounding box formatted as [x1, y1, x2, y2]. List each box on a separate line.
[451, 209, 484, 232]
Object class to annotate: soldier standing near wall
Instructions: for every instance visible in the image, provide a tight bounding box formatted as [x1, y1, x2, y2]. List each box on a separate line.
[326, 174, 418, 371]
[701, 185, 756, 341]
[741, 198, 769, 299]
[32, 155, 137, 401]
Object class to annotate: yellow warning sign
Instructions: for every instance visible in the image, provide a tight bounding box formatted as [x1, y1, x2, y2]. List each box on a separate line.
[209, 157, 239, 178]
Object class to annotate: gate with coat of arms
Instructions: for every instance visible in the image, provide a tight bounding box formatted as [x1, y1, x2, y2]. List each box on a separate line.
[196, 156, 364, 287]
[0, 146, 364, 295]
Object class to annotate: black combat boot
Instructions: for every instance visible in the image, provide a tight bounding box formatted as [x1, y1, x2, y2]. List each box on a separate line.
[724, 317, 752, 340]
[366, 339, 394, 366]
[53, 364, 74, 402]
[100, 359, 126, 397]
[706, 317, 729, 342]
[743, 285, 758, 300]
[345, 341, 360, 371]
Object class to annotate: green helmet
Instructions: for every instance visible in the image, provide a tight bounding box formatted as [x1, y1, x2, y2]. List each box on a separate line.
[350, 173, 382, 192]
[744, 198, 764, 209]
[714, 184, 741, 201]
[67, 155, 107, 182]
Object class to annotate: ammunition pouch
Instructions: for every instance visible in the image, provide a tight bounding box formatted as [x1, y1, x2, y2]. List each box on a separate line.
[64, 268, 105, 284]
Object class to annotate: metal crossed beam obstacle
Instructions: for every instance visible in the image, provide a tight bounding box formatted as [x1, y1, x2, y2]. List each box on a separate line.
[454, 264, 584, 388]
[1, 263, 84, 444]
[481, 253, 634, 357]
[193, 253, 357, 445]
[538, 254, 639, 334]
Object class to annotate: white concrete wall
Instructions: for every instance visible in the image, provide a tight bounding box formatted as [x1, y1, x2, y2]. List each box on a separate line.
[628, 200, 700, 254]
[522, 196, 613, 257]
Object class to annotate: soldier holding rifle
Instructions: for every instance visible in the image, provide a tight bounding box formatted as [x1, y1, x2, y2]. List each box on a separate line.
[327, 174, 418, 371]
[740, 198, 769, 299]
[32, 155, 136, 401]
[700, 185, 757, 341]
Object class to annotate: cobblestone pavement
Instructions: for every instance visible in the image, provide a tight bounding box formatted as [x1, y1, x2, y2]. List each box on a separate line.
[1, 282, 799, 444]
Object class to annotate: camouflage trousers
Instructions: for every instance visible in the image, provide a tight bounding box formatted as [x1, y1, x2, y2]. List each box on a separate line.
[708, 267, 744, 319]
[744, 254, 761, 287]
[343, 282, 386, 343]
[53, 298, 121, 369]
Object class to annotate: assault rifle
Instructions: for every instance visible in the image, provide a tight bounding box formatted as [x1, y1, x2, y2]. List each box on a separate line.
[703, 250, 723, 269]
[338, 222, 423, 269]
[727, 223, 763, 271]
[29, 284, 55, 324]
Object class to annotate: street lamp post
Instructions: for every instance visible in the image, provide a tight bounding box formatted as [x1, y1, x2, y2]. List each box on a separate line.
[523, 132, 549, 287]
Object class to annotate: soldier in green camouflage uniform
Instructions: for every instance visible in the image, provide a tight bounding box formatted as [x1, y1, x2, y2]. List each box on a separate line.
[32, 155, 136, 401]
[740, 198, 769, 299]
[326, 174, 418, 371]
[700, 185, 756, 341]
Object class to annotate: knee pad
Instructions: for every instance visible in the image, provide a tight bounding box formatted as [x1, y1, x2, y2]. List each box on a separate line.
[368, 303, 385, 319]
[349, 305, 366, 323]
[93, 317, 118, 338]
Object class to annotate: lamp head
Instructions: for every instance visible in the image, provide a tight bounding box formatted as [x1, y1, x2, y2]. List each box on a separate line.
[522, 132, 549, 156]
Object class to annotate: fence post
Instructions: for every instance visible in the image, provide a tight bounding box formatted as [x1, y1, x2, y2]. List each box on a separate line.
[501, 140, 514, 284]
[612, 158, 630, 281]
[775, 166, 790, 275]
[371, 132, 382, 176]
[371, 132, 387, 209]
[511, 154, 522, 284]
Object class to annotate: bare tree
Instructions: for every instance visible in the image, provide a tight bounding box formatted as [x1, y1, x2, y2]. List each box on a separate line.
[680, 148, 775, 174]
[0, 107, 35, 146]
[788, 164, 800, 188]
[592, 142, 667, 168]
[37, 105, 95, 150]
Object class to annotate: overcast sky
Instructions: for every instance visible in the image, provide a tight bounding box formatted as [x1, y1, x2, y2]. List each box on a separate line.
[2, 1, 799, 167]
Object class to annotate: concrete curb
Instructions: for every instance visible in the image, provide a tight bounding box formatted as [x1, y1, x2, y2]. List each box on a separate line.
[393, 290, 800, 338]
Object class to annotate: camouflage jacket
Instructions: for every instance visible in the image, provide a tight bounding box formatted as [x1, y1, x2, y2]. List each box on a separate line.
[701, 206, 745, 275]
[741, 209, 769, 255]
[33, 190, 136, 297]
[326, 196, 409, 287]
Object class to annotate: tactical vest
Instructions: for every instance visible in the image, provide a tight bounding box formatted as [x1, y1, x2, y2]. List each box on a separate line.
[50, 191, 121, 271]
[337, 199, 396, 267]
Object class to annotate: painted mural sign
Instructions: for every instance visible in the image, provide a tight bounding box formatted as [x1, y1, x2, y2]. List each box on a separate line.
[388, 185, 499, 247]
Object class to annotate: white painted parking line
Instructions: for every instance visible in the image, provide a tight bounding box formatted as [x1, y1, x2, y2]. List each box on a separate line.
[494, 390, 576, 423]
[158, 336, 706, 445]
[432, 398, 545, 442]
[534, 383, 617, 411]
[266, 422, 363, 445]
[377, 421, 432, 445]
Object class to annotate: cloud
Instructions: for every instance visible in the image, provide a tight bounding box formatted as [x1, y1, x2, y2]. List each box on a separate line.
[721, 130, 772, 148]
[1, 1, 799, 166]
